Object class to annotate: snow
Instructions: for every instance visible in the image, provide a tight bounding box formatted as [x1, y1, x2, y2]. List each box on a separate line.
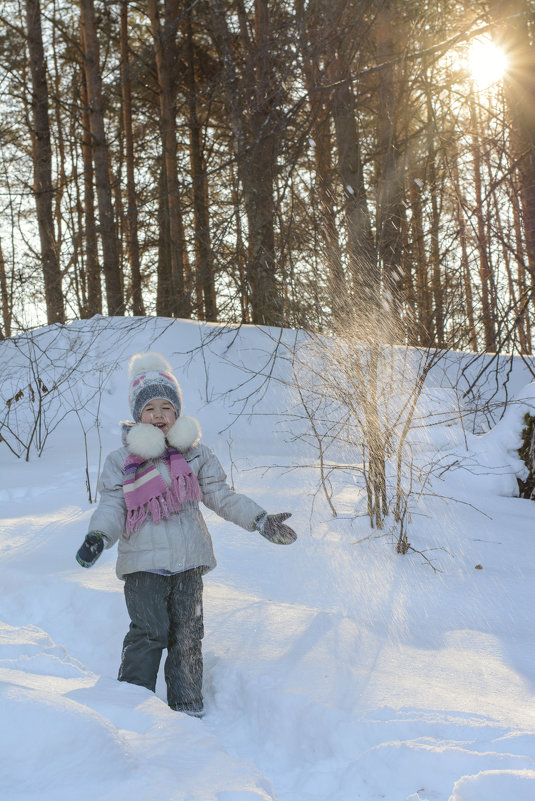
[1, 316, 535, 801]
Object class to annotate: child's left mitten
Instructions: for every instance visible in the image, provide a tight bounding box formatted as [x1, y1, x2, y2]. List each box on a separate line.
[76, 532, 105, 567]
[255, 512, 297, 545]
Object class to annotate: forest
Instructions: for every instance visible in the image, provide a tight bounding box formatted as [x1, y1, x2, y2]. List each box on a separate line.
[0, 0, 534, 353]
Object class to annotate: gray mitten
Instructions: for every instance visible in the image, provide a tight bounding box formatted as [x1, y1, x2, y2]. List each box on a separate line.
[255, 512, 297, 545]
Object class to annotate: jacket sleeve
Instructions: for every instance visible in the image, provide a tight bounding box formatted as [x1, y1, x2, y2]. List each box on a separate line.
[195, 445, 265, 531]
[87, 449, 127, 547]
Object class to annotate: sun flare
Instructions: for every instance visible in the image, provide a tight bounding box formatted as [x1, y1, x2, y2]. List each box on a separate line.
[468, 36, 508, 89]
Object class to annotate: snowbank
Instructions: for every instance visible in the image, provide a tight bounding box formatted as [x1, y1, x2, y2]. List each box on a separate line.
[1, 316, 534, 801]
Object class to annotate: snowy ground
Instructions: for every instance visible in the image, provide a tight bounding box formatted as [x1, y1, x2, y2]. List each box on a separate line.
[1, 316, 535, 801]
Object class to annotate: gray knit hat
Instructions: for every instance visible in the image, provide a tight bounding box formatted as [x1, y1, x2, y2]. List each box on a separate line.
[128, 352, 182, 422]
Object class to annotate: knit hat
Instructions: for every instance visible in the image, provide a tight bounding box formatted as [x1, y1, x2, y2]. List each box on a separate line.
[128, 352, 182, 422]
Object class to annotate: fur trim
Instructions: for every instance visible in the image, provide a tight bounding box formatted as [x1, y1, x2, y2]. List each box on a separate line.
[166, 415, 202, 452]
[122, 416, 201, 458]
[128, 352, 172, 380]
[125, 423, 166, 460]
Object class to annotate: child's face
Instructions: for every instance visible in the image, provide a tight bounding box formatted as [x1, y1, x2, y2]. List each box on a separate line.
[141, 398, 176, 434]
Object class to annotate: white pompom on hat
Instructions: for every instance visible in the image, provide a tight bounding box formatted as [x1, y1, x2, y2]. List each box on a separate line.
[128, 352, 183, 422]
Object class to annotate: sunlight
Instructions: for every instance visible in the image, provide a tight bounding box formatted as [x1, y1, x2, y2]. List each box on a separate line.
[468, 36, 508, 90]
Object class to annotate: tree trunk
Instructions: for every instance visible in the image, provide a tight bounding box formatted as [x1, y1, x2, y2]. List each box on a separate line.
[230, 162, 249, 323]
[80, 67, 102, 317]
[421, 80, 445, 347]
[25, 0, 65, 324]
[469, 94, 496, 352]
[330, 61, 377, 326]
[491, 171, 528, 351]
[398, 184, 417, 343]
[79, 0, 124, 315]
[120, 0, 145, 316]
[375, 2, 405, 322]
[245, 0, 281, 326]
[186, 10, 216, 321]
[451, 150, 477, 351]
[210, 0, 282, 326]
[311, 98, 346, 322]
[511, 172, 532, 352]
[428, 149, 443, 347]
[50, 16, 66, 265]
[156, 163, 173, 317]
[147, 0, 190, 319]
[0, 238, 11, 338]
[491, 0, 535, 280]
[409, 177, 433, 346]
[295, 0, 346, 324]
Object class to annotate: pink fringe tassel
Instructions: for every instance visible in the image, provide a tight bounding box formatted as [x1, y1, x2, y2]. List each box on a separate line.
[124, 454, 202, 535]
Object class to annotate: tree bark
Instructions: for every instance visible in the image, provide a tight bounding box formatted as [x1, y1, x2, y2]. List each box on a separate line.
[511, 172, 532, 352]
[25, 0, 65, 324]
[295, 0, 346, 324]
[0, 238, 11, 338]
[330, 64, 377, 323]
[210, 0, 282, 326]
[156, 162, 173, 317]
[79, 0, 124, 315]
[120, 0, 145, 316]
[80, 67, 102, 317]
[375, 2, 405, 322]
[147, 0, 190, 319]
[451, 150, 477, 351]
[186, 9, 216, 321]
[427, 140, 443, 347]
[491, 0, 535, 282]
[469, 93, 496, 352]
[246, 0, 281, 326]
[409, 177, 433, 346]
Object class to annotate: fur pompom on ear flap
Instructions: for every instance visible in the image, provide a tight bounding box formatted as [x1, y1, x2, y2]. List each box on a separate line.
[166, 415, 202, 452]
[126, 423, 166, 460]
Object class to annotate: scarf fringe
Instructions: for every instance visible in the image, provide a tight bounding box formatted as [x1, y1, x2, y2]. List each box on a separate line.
[171, 471, 202, 506]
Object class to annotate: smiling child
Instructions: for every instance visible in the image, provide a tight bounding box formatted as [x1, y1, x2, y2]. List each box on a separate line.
[75, 352, 296, 716]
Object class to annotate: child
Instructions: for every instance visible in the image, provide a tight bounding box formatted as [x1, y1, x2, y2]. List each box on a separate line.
[76, 352, 296, 717]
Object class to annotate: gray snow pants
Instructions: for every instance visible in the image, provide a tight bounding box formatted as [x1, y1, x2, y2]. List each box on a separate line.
[118, 568, 204, 713]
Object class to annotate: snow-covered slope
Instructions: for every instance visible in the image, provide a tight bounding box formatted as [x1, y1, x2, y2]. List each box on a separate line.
[1, 316, 535, 801]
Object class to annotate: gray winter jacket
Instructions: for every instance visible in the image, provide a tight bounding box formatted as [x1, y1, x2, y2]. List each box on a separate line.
[88, 429, 265, 580]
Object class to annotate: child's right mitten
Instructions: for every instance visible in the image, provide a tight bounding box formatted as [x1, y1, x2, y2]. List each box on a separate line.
[255, 512, 297, 545]
[76, 532, 105, 567]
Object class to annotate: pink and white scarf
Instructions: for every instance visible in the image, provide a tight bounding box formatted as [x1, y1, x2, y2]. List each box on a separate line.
[123, 447, 202, 534]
